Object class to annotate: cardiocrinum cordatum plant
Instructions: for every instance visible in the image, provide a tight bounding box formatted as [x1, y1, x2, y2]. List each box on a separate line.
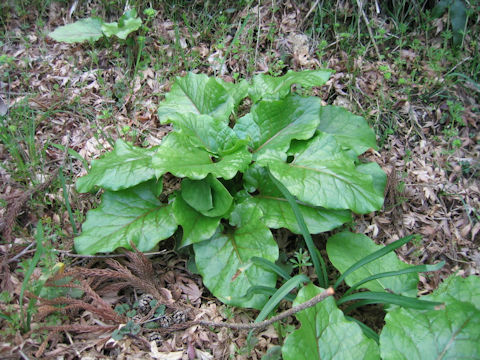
[74, 70, 480, 358]
[75, 70, 385, 309]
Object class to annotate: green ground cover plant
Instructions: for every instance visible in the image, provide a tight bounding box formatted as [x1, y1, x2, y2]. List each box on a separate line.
[71, 70, 480, 358]
[74, 69, 386, 308]
[1, 1, 478, 355]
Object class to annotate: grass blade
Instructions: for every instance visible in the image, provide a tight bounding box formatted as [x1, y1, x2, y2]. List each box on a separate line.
[267, 168, 329, 288]
[254, 274, 310, 324]
[0, 312, 13, 322]
[345, 316, 379, 343]
[247, 274, 309, 344]
[333, 235, 415, 290]
[251, 256, 291, 281]
[342, 261, 445, 296]
[337, 291, 443, 310]
[238, 286, 296, 303]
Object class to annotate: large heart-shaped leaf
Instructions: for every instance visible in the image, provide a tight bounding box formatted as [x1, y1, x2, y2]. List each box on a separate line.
[282, 284, 380, 360]
[101, 9, 142, 39]
[76, 139, 157, 193]
[380, 275, 480, 359]
[49, 18, 104, 43]
[152, 132, 251, 180]
[317, 105, 377, 155]
[74, 180, 177, 254]
[425, 274, 480, 310]
[258, 133, 385, 214]
[172, 193, 220, 247]
[168, 113, 241, 155]
[181, 174, 233, 217]
[356, 162, 387, 199]
[157, 73, 235, 123]
[249, 70, 332, 102]
[193, 202, 278, 309]
[234, 95, 322, 160]
[327, 232, 419, 296]
[221, 78, 250, 107]
[243, 166, 351, 234]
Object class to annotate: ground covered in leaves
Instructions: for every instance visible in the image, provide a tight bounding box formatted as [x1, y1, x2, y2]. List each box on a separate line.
[0, 1, 479, 359]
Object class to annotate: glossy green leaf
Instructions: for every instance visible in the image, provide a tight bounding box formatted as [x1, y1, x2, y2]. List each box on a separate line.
[101, 9, 142, 39]
[425, 274, 480, 310]
[282, 284, 380, 360]
[333, 235, 414, 290]
[74, 181, 177, 254]
[260, 133, 384, 214]
[380, 275, 480, 360]
[152, 132, 251, 180]
[234, 95, 322, 160]
[157, 73, 235, 123]
[249, 70, 332, 102]
[76, 139, 157, 193]
[181, 174, 233, 217]
[172, 193, 220, 247]
[221, 78, 250, 107]
[356, 162, 387, 199]
[244, 166, 351, 234]
[168, 113, 242, 155]
[49, 18, 103, 43]
[181, 177, 213, 212]
[193, 203, 278, 309]
[327, 232, 418, 296]
[317, 105, 377, 155]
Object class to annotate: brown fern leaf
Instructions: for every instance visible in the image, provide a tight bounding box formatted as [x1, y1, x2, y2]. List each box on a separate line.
[33, 324, 116, 358]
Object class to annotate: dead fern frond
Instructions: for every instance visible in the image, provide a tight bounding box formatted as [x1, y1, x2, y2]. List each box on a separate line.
[33, 324, 116, 358]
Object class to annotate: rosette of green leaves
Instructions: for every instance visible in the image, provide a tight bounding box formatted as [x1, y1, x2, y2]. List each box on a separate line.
[74, 70, 386, 308]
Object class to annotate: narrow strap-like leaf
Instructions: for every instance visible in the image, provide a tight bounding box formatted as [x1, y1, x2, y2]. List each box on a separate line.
[333, 235, 415, 290]
[337, 291, 443, 310]
[251, 256, 292, 281]
[345, 316, 379, 343]
[255, 274, 310, 324]
[342, 261, 445, 296]
[267, 168, 329, 287]
[238, 286, 296, 303]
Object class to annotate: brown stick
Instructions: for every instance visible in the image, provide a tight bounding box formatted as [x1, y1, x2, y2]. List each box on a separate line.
[152, 287, 335, 332]
[198, 287, 334, 330]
